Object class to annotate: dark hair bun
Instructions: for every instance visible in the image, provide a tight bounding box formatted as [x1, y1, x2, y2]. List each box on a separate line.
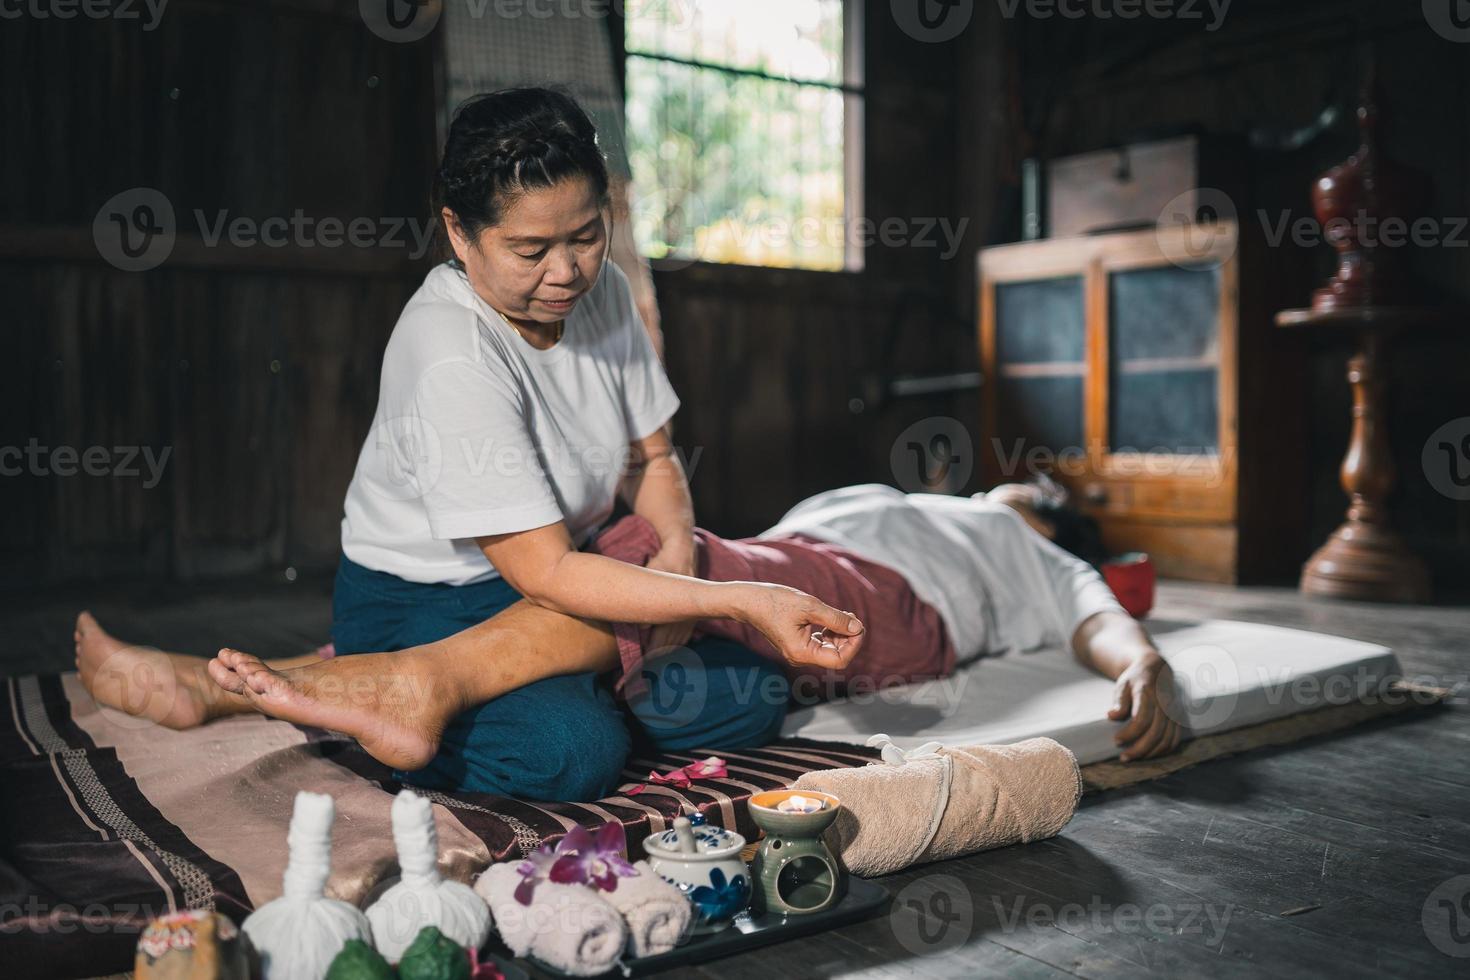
[433, 88, 610, 251]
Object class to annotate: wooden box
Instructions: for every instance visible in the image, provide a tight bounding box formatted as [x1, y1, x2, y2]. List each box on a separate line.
[1048, 135, 1232, 238]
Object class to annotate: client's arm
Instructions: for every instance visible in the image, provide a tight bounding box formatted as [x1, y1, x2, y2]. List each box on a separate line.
[1071, 611, 1181, 762]
[1024, 523, 1182, 762]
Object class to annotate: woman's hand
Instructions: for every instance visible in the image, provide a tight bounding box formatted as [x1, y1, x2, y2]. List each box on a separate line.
[734, 583, 866, 670]
[1109, 649, 1184, 762]
[644, 534, 698, 654]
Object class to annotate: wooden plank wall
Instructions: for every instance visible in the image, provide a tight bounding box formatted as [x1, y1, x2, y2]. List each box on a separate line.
[1, 1, 438, 587]
[4, 1, 985, 583]
[654, 264, 982, 537]
[14, 0, 1458, 591]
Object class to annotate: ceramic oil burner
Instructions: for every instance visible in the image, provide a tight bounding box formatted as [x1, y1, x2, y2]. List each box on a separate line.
[747, 790, 845, 916]
[642, 813, 750, 933]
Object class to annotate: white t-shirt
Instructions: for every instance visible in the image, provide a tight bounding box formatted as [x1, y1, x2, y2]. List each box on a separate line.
[341, 260, 680, 585]
[762, 484, 1124, 659]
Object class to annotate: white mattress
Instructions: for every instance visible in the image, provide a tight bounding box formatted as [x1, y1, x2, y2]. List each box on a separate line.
[780, 619, 1401, 765]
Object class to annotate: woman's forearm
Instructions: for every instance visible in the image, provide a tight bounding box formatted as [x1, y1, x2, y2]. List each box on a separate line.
[1071, 610, 1158, 680]
[477, 521, 864, 669]
[621, 437, 694, 553]
[535, 549, 747, 624]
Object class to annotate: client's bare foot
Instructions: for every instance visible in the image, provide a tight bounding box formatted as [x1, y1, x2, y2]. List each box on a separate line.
[74, 611, 247, 729]
[209, 648, 454, 771]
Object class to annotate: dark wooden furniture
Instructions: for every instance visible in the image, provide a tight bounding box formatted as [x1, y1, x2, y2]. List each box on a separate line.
[1273, 78, 1439, 603]
[1275, 309, 1435, 602]
[977, 221, 1309, 583]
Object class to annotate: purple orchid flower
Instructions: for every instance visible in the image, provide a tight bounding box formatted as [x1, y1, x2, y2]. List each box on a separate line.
[513, 822, 638, 905]
[512, 846, 559, 906]
[549, 822, 639, 892]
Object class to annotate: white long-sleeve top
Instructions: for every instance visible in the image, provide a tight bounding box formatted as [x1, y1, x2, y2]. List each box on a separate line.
[762, 484, 1124, 659]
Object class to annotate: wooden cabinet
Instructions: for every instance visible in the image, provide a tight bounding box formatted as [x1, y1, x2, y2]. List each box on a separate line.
[977, 222, 1309, 583]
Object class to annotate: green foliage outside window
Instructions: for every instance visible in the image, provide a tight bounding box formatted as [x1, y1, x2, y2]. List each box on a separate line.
[624, 1, 858, 271]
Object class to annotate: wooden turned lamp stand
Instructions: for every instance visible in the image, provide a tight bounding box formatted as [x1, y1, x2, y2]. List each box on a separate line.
[1275, 79, 1434, 602]
[1275, 308, 1434, 602]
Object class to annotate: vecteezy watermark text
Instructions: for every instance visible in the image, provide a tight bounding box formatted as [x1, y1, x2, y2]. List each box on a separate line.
[995, 0, 1231, 31]
[360, 0, 695, 44]
[194, 209, 436, 257]
[93, 187, 437, 272]
[989, 437, 1236, 487]
[993, 894, 1234, 946]
[364, 417, 707, 503]
[1258, 209, 1470, 250]
[1424, 417, 1470, 501]
[0, 0, 169, 31]
[0, 440, 171, 488]
[1, 896, 171, 935]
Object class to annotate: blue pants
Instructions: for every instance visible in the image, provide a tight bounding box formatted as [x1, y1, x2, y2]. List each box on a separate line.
[331, 556, 789, 800]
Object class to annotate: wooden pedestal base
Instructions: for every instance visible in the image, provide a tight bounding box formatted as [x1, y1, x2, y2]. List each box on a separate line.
[1276, 307, 1438, 605]
[1300, 518, 1430, 603]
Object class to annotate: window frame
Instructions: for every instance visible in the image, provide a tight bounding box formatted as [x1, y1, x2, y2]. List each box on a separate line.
[620, 0, 867, 273]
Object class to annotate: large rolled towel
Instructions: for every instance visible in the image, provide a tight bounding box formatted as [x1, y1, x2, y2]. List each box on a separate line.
[599, 860, 691, 957]
[475, 862, 627, 976]
[791, 736, 1081, 876]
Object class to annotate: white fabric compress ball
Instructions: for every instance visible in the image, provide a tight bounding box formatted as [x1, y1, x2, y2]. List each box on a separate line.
[242, 791, 373, 980]
[366, 790, 492, 962]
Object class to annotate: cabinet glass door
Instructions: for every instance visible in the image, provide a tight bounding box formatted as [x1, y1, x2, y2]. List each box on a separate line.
[1106, 265, 1220, 455]
[993, 275, 1086, 465]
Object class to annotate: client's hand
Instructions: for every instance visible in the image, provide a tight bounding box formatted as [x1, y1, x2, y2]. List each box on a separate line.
[1109, 650, 1183, 762]
[737, 583, 865, 670]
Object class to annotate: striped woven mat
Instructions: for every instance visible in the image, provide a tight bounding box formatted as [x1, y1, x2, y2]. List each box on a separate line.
[1, 671, 878, 979]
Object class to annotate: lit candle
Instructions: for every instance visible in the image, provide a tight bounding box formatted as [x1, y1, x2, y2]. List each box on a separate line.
[776, 794, 824, 814]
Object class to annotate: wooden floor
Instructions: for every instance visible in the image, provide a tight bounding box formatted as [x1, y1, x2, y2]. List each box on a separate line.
[3, 576, 1468, 979]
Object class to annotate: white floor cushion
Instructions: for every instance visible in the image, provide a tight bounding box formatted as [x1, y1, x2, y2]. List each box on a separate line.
[780, 619, 1402, 765]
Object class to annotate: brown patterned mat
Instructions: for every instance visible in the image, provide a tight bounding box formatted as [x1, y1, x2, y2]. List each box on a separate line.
[6, 673, 1441, 979]
[0, 671, 879, 980]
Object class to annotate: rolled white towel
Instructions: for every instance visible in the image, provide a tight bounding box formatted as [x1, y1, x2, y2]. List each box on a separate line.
[599, 860, 691, 957]
[475, 862, 626, 977]
[792, 736, 1081, 876]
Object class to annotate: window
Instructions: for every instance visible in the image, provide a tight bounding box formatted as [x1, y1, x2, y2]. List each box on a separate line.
[624, 0, 864, 272]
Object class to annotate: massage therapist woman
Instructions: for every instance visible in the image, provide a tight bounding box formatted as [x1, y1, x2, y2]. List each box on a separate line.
[335, 88, 863, 799]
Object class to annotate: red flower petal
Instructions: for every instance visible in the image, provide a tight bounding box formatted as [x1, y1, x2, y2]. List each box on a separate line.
[594, 821, 625, 854]
[513, 876, 538, 906]
[549, 855, 589, 885]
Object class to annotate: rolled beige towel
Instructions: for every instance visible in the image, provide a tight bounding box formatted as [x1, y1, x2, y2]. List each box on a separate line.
[475, 862, 627, 976]
[600, 860, 691, 957]
[791, 736, 1081, 876]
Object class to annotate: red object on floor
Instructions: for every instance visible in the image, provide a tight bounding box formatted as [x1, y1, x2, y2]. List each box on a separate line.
[1102, 552, 1155, 619]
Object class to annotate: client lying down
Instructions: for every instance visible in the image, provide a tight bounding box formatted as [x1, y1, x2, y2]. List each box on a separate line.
[76, 480, 1179, 801]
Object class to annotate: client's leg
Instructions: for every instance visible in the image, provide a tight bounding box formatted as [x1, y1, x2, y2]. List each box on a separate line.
[208, 599, 620, 772]
[210, 514, 950, 773]
[74, 611, 322, 729]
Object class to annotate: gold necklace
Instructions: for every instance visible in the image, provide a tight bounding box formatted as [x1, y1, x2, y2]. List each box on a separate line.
[496, 308, 563, 349]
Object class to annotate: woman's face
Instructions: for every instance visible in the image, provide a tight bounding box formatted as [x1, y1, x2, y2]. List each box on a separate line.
[444, 175, 608, 326]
